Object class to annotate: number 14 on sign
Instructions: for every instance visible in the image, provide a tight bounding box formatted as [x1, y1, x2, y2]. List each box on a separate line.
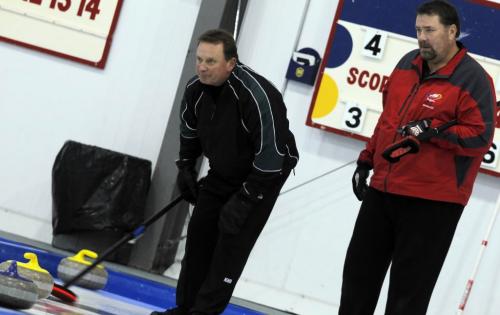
[23, 0, 101, 20]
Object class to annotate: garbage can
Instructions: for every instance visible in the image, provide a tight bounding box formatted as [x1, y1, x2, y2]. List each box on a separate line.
[51, 140, 152, 264]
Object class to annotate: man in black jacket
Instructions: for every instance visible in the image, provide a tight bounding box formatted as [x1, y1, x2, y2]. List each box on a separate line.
[152, 29, 298, 315]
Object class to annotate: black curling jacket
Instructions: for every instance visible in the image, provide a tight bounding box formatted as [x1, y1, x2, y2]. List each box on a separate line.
[179, 62, 299, 195]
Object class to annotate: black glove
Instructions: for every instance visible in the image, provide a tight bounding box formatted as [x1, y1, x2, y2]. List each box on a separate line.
[175, 159, 198, 205]
[399, 119, 432, 138]
[399, 118, 444, 141]
[219, 184, 263, 235]
[352, 162, 371, 201]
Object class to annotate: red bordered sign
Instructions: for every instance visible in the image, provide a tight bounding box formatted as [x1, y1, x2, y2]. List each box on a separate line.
[0, 0, 123, 69]
[306, 0, 500, 177]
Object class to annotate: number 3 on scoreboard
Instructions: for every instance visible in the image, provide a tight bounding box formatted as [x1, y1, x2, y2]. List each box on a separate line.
[342, 102, 367, 133]
[362, 29, 388, 60]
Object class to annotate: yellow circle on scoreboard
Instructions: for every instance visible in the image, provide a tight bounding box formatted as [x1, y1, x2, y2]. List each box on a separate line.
[312, 74, 338, 118]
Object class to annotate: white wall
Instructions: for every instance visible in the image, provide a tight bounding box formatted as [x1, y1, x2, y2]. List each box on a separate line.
[231, 0, 500, 314]
[0, 0, 202, 242]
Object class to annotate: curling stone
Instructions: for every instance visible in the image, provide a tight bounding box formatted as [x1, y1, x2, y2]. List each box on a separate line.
[0, 253, 54, 299]
[57, 249, 108, 290]
[0, 262, 38, 309]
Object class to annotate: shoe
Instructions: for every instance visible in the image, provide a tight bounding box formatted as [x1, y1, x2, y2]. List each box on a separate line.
[150, 307, 188, 315]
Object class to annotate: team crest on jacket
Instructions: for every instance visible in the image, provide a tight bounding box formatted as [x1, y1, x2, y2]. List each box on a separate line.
[426, 93, 442, 103]
[422, 93, 443, 109]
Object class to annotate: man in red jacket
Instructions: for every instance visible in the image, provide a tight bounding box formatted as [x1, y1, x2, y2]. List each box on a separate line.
[339, 1, 497, 314]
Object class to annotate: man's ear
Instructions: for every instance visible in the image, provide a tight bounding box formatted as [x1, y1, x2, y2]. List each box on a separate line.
[228, 57, 237, 70]
[449, 24, 458, 39]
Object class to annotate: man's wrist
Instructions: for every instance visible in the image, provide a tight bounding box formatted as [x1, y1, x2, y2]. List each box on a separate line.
[357, 160, 372, 170]
[238, 182, 264, 204]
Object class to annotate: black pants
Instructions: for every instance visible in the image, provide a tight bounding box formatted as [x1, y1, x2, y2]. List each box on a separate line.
[339, 188, 464, 315]
[176, 170, 289, 315]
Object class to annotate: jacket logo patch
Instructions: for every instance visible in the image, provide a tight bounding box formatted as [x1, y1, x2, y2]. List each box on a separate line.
[422, 93, 443, 109]
[425, 93, 442, 103]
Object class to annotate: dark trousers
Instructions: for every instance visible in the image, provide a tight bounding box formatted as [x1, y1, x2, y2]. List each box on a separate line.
[339, 188, 464, 315]
[176, 170, 289, 315]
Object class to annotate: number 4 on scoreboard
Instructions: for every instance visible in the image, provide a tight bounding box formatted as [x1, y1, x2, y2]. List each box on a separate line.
[362, 29, 388, 60]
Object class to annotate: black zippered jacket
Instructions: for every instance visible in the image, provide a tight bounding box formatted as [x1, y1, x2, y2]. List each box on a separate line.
[179, 63, 299, 195]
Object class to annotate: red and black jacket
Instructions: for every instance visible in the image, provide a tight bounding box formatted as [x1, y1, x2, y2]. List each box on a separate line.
[359, 43, 497, 205]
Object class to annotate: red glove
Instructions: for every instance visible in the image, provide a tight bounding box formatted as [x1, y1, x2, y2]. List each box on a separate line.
[383, 120, 457, 163]
[382, 136, 420, 163]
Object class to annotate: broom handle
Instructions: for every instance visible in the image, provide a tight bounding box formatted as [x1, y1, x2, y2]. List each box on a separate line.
[63, 195, 184, 289]
[456, 193, 500, 314]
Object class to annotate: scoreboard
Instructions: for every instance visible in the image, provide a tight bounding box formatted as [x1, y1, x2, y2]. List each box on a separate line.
[307, 0, 500, 176]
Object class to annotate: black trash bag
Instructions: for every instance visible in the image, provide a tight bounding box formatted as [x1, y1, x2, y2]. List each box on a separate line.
[52, 140, 152, 235]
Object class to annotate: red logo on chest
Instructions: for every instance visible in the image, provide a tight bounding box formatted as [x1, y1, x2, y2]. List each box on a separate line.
[422, 93, 443, 109]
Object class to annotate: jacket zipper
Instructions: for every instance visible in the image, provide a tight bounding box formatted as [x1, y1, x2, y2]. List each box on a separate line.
[397, 83, 418, 116]
[384, 83, 419, 192]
